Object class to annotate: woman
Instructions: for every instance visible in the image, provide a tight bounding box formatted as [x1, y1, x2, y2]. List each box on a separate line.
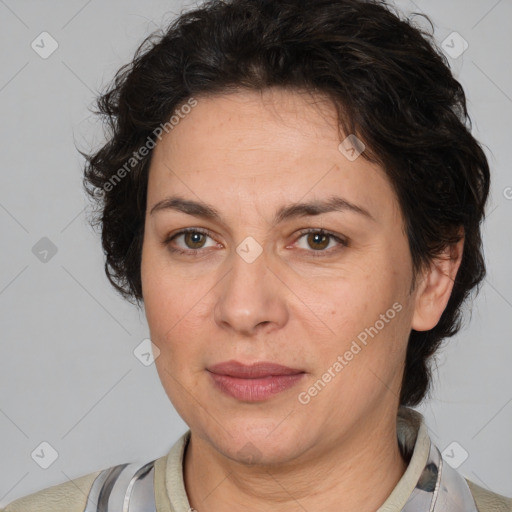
[3, 0, 511, 510]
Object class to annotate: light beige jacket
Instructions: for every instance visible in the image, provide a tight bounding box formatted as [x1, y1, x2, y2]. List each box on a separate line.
[2, 408, 511, 511]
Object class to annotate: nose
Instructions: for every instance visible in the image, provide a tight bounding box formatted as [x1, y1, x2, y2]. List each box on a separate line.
[213, 245, 289, 337]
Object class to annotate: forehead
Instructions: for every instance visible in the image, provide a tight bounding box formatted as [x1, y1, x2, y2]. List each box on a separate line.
[148, 88, 399, 225]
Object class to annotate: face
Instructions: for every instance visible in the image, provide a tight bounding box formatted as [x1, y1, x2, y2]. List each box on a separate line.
[141, 88, 420, 465]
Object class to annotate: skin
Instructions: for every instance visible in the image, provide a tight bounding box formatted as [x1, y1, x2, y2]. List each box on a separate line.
[140, 87, 464, 511]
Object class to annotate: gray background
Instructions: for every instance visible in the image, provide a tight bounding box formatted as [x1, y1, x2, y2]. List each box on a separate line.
[0, 0, 511, 506]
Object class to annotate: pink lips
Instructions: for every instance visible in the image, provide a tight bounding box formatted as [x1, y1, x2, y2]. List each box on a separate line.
[207, 360, 305, 402]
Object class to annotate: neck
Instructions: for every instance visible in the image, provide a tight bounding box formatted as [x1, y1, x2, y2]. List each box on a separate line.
[183, 407, 408, 512]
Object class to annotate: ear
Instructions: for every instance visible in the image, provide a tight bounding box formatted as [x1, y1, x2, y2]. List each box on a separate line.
[411, 232, 464, 332]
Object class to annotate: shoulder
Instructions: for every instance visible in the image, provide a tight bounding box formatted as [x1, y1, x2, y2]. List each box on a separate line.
[0, 469, 103, 512]
[466, 478, 512, 512]
[0, 452, 171, 512]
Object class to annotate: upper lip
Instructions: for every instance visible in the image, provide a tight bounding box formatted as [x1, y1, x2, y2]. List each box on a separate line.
[207, 360, 305, 378]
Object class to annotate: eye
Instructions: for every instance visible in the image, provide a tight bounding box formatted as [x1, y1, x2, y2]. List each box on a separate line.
[294, 229, 348, 256]
[163, 227, 348, 257]
[164, 228, 218, 255]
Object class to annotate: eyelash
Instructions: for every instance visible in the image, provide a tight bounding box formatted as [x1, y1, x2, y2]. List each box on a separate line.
[163, 227, 348, 258]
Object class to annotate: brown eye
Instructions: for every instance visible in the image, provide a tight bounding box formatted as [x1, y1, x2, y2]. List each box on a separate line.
[306, 232, 330, 251]
[183, 231, 207, 249]
[294, 229, 348, 257]
[164, 228, 217, 255]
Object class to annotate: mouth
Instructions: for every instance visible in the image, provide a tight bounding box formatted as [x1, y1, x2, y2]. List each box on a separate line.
[207, 360, 306, 402]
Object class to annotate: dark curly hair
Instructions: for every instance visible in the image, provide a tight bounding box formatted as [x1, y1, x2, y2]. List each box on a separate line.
[81, 0, 490, 407]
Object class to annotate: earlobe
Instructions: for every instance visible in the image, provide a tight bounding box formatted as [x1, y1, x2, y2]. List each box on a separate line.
[411, 235, 464, 332]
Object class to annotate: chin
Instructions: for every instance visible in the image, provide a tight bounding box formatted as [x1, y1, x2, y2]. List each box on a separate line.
[227, 438, 299, 466]
[205, 419, 310, 466]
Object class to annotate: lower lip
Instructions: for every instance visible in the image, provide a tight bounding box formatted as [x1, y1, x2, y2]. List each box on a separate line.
[208, 372, 305, 401]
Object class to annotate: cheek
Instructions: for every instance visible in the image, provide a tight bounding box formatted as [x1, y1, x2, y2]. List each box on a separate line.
[141, 248, 209, 364]
[141, 239, 190, 330]
[317, 270, 386, 334]
[305, 257, 409, 375]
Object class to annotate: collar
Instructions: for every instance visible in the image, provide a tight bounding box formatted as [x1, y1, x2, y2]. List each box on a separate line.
[380, 406, 479, 511]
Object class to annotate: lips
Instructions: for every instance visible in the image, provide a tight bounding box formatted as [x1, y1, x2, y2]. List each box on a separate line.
[207, 360, 304, 378]
[207, 360, 306, 401]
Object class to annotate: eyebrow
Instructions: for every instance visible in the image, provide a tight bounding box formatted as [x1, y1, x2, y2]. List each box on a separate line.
[149, 195, 375, 224]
